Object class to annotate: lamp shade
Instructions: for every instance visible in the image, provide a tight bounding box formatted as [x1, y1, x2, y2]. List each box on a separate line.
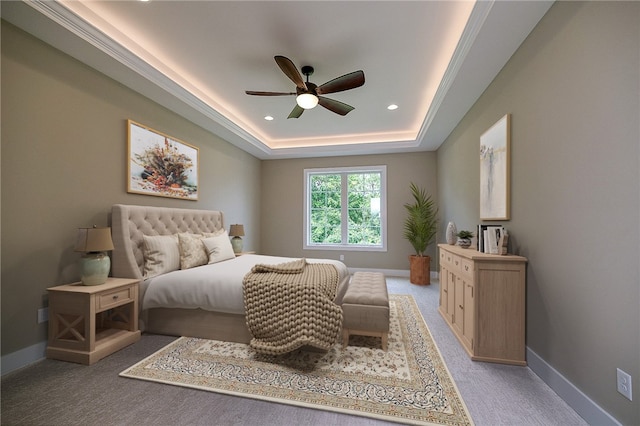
[229, 224, 245, 237]
[75, 227, 114, 253]
[296, 93, 319, 109]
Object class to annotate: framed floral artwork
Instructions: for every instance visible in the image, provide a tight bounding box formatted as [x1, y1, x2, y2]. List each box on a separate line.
[127, 120, 198, 200]
[480, 114, 510, 220]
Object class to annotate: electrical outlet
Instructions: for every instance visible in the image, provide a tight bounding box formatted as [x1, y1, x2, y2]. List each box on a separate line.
[617, 368, 633, 401]
[37, 307, 49, 324]
[339, 254, 344, 261]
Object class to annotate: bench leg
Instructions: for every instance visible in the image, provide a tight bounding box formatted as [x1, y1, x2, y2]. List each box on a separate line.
[342, 328, 388, 351]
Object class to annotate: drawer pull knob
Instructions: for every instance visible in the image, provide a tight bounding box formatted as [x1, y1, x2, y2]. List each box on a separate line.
[459, 305, 464, 309]
[443, 289, 448, 293]
[112, 295, 119, 300]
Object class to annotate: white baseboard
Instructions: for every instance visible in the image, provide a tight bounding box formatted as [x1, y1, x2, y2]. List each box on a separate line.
[527, 347, 621, 426]
[2, 341, 47, 376]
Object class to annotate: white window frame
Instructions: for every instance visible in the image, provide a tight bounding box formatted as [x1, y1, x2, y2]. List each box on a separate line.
[303, 165, 387, 252]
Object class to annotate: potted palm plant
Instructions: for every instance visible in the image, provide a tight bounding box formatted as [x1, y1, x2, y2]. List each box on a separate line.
[403, 182, 437, 285]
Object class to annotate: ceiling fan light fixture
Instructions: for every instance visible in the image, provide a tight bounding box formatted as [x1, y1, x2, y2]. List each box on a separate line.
[247, 56, 363, 117]
[296, 93, 319, 109]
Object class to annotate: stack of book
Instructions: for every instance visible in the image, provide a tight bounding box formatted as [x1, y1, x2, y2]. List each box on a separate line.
[477, 225, 508, 255]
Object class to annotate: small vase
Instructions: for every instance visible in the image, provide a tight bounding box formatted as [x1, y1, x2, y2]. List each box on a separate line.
[446, 221, 457, 245]
[457, 238, 472, 249]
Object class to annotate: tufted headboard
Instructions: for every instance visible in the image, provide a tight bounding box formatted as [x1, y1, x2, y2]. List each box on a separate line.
[111, 204, 224, 279]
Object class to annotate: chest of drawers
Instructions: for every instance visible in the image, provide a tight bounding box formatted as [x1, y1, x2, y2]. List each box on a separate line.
[438, 244, 527, 365]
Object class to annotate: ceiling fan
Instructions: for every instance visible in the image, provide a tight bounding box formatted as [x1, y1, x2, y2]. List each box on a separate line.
[245, 55, 365, 119]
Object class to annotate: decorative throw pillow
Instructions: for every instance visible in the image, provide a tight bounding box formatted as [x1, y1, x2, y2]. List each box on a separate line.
[202, 231, 236, 264]
[202, 230, 225, 238]
[142, 234, 180, 278]
[178, 233, 208, 269]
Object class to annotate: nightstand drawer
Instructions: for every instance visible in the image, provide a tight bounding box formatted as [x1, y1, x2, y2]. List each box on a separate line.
[97, 287, 133, 311]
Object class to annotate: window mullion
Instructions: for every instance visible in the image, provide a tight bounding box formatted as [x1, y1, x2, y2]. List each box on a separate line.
[341, 173, 348, 244]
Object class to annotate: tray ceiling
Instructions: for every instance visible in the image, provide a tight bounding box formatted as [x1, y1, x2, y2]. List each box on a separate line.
[2, 1, 553, 159]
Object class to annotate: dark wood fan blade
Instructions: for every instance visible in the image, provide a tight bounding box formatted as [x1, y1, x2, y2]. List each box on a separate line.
[245, 91, 296, 96]
[317, 96, 355, 116]
[316, 70, 365, 95]
[275, 56, 307, 91]
[287, 104, 304, 119]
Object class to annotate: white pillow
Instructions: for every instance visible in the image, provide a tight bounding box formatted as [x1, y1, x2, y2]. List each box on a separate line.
[202, 230, 224, 238]
[142, 234, 180, 278]
[178, 233, 209, 269]
[203, 231, 236, 264]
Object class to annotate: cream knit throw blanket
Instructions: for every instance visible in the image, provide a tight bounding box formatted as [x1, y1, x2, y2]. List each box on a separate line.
[243, 259, 342, 355]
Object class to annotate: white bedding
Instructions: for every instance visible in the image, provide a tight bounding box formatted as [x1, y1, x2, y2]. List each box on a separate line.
[141, 254, 349, 315]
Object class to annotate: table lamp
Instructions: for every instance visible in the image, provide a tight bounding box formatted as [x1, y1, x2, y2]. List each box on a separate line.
[75, 226, 114, 286]
[229, 224, 245, 254]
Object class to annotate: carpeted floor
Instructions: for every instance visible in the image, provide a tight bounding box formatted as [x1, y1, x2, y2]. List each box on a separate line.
[120, 295, 472, 425]
[1, 277, 588, 425]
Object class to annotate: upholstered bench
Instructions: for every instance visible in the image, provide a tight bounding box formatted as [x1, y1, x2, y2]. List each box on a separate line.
[342, 271, 390, 351]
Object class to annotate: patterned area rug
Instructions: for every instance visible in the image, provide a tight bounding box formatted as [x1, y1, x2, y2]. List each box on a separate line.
[120, 295, 473, 425]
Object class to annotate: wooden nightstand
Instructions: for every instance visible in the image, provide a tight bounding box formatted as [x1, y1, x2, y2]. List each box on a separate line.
[46, 277, 141, 365]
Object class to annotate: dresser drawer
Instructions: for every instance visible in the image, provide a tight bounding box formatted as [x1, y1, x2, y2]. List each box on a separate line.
[441, 250, 455, 267]
[96, 286, 133, 311]
[460, 258, 474, 278]
[451, 254, 463, 271]
[444, 251, 474, 279]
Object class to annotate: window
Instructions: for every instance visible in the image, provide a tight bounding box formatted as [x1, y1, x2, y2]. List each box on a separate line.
[304, 166, 387, 251]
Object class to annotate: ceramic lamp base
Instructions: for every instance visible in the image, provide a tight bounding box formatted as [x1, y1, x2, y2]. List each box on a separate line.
[231, 236, 243, 254]
[80, 252, 110, 285]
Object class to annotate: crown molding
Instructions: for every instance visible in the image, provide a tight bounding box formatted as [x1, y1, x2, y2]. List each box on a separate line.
[417, 0, 494, 145]
[3, 0, 553, 159]
[416, 0, 553, 150]
[10, 0, 273, 158]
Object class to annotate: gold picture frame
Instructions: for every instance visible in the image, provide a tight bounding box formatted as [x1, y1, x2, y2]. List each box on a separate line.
[480, 114, 510, 220]
[127, 120, 199, 200]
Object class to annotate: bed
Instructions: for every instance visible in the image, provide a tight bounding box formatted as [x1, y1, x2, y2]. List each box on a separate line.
[110, 204, 350, 345]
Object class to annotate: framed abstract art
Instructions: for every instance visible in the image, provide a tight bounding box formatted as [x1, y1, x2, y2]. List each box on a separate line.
[480, 114, 510, 220]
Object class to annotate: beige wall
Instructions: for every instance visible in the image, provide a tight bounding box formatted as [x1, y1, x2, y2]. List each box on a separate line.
[437, 2, 639, 424]
[1, 22, 262, 355]
[261, 152, 437, 270]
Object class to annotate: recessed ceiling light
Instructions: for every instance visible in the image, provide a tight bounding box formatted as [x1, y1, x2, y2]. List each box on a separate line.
[264, 115, 274, 121]
[387, 104, 398, 110]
